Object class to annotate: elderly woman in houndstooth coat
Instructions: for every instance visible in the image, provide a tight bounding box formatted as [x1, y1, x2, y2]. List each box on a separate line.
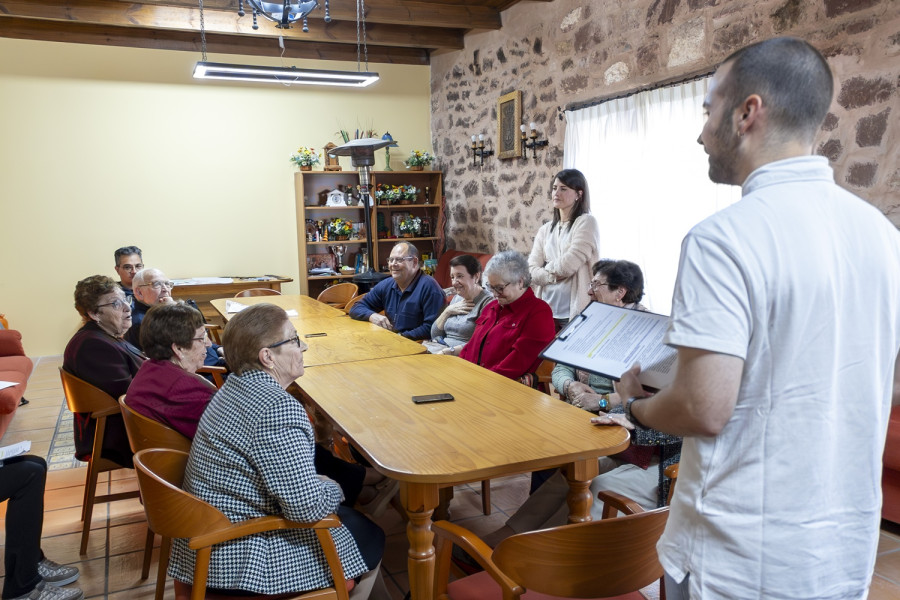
[168, 303, 385, 598]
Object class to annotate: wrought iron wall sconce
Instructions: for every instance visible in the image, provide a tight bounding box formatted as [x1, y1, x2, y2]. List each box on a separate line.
[470, 134, 494, 167]
[520, 123, 549, 159]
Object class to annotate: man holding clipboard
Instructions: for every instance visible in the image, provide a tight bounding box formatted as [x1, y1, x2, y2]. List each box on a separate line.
[605, 38, 900, 599]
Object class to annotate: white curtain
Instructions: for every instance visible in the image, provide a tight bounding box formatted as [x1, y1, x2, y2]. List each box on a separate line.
[563, 78, 740, 315]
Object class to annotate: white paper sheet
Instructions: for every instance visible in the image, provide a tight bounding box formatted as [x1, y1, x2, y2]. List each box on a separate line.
[0, 440, 31, 460]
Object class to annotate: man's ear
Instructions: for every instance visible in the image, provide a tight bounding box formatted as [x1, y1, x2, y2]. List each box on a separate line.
[737, 94, 763, 135]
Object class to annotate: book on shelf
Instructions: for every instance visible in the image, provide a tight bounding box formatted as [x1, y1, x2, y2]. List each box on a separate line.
[540, 302, 678, 391]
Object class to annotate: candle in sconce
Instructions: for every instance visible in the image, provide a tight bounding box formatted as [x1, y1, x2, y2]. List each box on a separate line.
[529, 122, 537, 132]
[471, 135, 477, 142]
[478, 134, 484, 141]
[520, 124, 527, 133]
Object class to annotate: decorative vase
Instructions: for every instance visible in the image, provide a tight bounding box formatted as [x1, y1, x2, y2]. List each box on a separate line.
[300, 165, 312, 171]
[335, 235, 349, 241]
[409, 165, 424, 171]
[399, 199, 412, 205]
[380, 199, 390, 206]
[401, 233, 416, 238]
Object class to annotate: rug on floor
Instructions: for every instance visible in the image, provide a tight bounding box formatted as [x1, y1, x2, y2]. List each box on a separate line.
[47, 397, 84, 470]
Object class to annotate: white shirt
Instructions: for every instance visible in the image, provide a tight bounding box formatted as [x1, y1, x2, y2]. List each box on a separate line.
[659, 156, 900, 599]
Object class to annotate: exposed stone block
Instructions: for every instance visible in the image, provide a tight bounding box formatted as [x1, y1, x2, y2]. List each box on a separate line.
[855, 108, 891, 147]
[533, 38, 543, 55]
[647, 0, 683, 27]
[713, 22, 757, 54]
[446, 91, 460, 102]
[463, 180, 479, 197]
[837, 76, 893, 109]
[771, 0, 803, 33]
[687, 0, 717, 8]
[605, 62, 631, 85]
[824, 0, 879, 18]
[497, 48, 507, 64]
[846, 18, 876, 34]
[452, 204, 468, 224]
[575, 24, 602, 53]
[822, 113, 839, 131]
[561, 73, 589, 94]
[817, 138, 843, 161]
[562, 58, 575, 71]
[561, 7, 585, 33]
[846, 162, 878, 187]
[637, 42, 660, 74]
[483, 181, 499, 196]
[667, 18, 705, 67]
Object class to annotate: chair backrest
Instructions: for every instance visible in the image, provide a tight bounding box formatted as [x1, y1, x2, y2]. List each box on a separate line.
[492, 507, 669, 598]
[316, 283, 358, 308]
[119, 396, 192, 454]
[343, 293, 367, 314]
[234, 288, 282, 298]
[59, 367, 120, 417]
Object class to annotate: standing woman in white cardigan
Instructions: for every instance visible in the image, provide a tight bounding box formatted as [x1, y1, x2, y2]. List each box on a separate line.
[528, 169, 600, 331]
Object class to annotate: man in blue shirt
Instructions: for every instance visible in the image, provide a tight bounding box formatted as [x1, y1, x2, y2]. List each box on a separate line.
[350, 242, 444, 340]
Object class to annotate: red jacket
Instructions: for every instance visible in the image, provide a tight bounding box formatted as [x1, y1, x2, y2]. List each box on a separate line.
[126, 359, 216, 440]
[460, 288, 555, 380]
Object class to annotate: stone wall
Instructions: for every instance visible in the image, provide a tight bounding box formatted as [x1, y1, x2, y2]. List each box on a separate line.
[430, 0, 900, 254]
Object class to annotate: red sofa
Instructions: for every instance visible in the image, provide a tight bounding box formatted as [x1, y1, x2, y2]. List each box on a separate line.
[883, 405, 900, 524]
[0, 329, 33, 439]
[434, 249, 493, 289]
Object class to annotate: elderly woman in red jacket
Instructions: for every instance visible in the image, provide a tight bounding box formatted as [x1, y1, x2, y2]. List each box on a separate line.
[459, 251, 555, 380]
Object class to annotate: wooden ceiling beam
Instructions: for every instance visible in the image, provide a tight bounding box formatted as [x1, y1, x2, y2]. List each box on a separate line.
[0, 16, 430, 65]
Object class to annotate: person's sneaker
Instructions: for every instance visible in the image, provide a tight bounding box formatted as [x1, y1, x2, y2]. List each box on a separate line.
[9, 580, 84, 600]
[37, 558, 80, 586]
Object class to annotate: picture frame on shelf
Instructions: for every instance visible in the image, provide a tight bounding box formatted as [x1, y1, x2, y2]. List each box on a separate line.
[392, 212, 411, 238]
[323, 142, 342, 171]
[498, 90, 523, 159]
[307, 253, 336, 274]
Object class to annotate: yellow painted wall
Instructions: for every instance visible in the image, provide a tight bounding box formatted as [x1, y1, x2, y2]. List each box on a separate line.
[0, 38, 432, 356]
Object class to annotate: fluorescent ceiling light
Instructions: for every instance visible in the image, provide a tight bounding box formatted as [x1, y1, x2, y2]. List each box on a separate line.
[193, 62, 379, 87]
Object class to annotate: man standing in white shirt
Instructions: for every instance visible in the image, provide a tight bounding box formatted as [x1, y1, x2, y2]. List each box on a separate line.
[613, 37, 900, 599]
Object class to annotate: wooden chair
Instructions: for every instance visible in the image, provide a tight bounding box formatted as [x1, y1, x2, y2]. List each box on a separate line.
[234, 288, 282, 298]
[316, 283, 358, 310]
[204, 323, 223, 345]
[664, 463, 679, 505]
[133, 448, 352, 600]
[196, 365, 227, 389]
[119, 396, 192, 598]
[434, 491, 669, 600]
[343, 293, 367, 315]
[59, 368, 141, 555]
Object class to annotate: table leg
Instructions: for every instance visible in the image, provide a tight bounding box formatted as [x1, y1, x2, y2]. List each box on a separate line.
[401, 482, 439, 600]
[563, 459, 600, 523]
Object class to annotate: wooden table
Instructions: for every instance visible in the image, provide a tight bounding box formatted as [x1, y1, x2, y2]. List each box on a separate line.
[211, 294, 345, 321]
[174, 276, 292, 323]
[297, 354, 631, 600]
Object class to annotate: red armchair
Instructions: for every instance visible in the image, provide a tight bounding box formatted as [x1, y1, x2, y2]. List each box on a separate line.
[0, 328, 34, 439]
[883, 405, 900, 524]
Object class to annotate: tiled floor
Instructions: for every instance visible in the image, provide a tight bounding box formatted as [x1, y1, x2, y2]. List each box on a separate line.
[3, 355, 900, 599]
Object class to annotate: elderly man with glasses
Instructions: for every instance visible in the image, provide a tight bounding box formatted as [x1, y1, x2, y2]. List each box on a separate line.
[349, 242, 444, 340]
[125, 268, 225, 367]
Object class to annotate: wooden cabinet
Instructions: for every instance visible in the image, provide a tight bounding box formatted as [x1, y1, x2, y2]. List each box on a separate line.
[294, 170, 443, 297]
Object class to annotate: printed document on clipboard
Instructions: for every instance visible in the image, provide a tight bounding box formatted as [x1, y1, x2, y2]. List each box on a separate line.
[540, 302, 678, 391]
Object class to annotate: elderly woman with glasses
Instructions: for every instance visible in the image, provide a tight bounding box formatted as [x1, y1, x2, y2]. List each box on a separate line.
[458, 251, 555, 380]
[125, 303, 216, 440]
[169, 303, 386, 599]
[63, 275, 145, 467]
[426, 254, 492, 355]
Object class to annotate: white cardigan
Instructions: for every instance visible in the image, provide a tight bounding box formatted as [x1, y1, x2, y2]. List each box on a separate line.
[528, 213, 600, 319]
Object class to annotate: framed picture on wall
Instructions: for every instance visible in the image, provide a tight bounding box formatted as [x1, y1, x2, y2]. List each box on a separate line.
[497, 90, 522, 159]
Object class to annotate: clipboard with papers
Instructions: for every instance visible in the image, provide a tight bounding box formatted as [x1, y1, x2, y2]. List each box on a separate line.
[540, 302, 678, 391]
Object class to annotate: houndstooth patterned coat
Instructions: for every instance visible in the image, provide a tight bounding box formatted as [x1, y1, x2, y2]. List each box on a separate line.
[167, 370, 368, 594]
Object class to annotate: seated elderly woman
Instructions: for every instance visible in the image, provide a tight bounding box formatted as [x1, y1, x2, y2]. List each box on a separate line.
[425, 254, 492, 355]
[169, 303, 385, 599]
[458, 251, 555, 380]
[125, 303, 217, 439]
[553, 259, 649, 412]
[63, 275, 145, 467]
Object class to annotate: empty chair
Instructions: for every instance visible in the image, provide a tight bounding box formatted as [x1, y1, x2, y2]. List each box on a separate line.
[317, 283, 359, 310]
[133, 448, 352, 600]
[59, 367, 140, 555]
[434, 491, 669, 600]
[343, 293, 367, 315]
[234, 288, 282, 298]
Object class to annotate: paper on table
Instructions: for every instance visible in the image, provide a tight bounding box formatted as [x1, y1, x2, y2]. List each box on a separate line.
[540, 302, 678, 391]
[225, 300, 297, 318]
[0, 440, 31, 460]
[172, 277, 234, 285]
[285, 310, 299, 317]
[0, 381, 20, 391]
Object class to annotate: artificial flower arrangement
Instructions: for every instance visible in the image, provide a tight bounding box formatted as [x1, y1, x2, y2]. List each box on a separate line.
[399, 215, 422, 236]
[375, 183, 402, 204]
[326, 217, 353, 239]
[290, 147, 321, 168]
[400, 185, 418, 202]
[404, 150, 434, 168]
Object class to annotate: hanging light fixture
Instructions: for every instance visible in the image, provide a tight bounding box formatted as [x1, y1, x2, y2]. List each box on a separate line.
[193, 0, 379, 88]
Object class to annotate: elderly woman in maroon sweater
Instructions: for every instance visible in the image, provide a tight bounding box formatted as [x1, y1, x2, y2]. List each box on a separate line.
[459, 251, 555, 380]
[125, 303, 216, 439]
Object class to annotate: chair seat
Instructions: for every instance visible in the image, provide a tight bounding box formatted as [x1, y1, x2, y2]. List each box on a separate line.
[448, 571, 645, 600]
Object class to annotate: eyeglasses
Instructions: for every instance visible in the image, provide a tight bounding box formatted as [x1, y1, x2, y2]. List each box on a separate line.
[192, 332, 208, 343]
[118, 264, 144, 272]
[590, 280, 614, 292]
[140, 280, 175, 291]
[96, 298, 130, 311]
[386, 257, 415, 265]
[487, 282, 510, 295]
[267, 335, 306, 350]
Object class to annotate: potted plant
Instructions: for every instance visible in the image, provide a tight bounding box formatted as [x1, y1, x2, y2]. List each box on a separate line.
[399, 185, 418, 204]
[399, 216, 422, 238]
[375, 183, 402, 205]
[290, 147, 321, 171]
[404, 150, 434, 171]
[326, 217, 353, 240]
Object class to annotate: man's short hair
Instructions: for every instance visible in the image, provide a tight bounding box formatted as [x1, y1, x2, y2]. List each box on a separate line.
[394, 242, 420, 262]
[720, 37, 833, 143]
[114, 246, 142, 266]
[132, 268, 164, 288]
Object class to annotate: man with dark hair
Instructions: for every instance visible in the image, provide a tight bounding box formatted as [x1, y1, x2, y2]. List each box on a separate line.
[612, 37, 900, 598]
[349, 242, 443, 339]
[113, 246, 143, 309]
